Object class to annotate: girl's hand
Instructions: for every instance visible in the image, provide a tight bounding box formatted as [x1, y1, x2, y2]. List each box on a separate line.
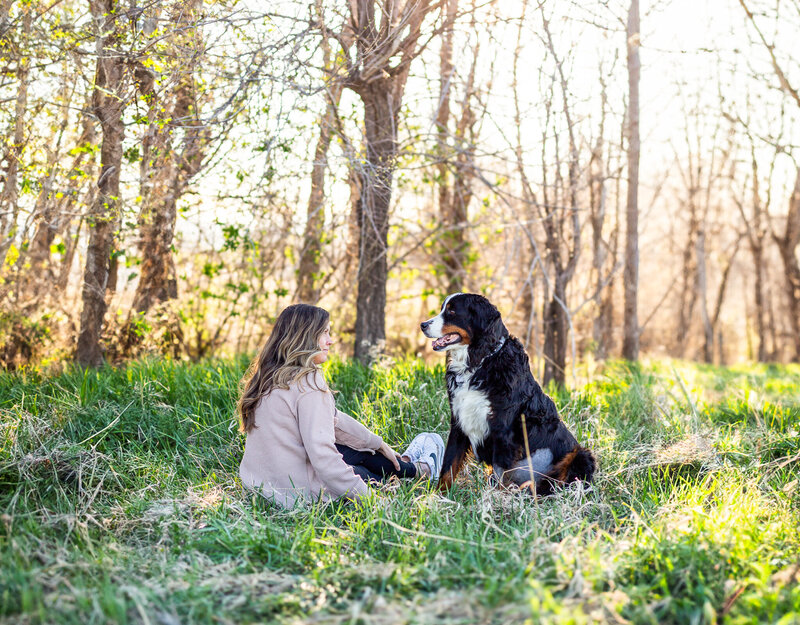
[378, 441, 401, 471]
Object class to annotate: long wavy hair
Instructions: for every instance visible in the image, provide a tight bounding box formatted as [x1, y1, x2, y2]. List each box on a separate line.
[238, 304, 330, 433]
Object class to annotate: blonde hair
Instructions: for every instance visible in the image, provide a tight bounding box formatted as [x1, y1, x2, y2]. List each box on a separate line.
[238, 304, 329, 433]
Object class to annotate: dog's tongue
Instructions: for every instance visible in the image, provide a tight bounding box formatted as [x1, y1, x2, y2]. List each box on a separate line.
[433, 333, 461, 350]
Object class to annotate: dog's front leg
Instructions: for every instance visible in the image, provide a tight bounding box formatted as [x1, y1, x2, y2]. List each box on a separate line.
[437, 426, 471, 492]
[488, 425, 517, 487]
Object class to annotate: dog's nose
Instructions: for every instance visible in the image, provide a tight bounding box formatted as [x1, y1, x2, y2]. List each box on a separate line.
[420, 320, 430, 331]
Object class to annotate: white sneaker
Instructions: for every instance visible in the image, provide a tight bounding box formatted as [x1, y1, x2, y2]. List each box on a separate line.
[401, 433, 429, 464]
[418, 433, 444, 482]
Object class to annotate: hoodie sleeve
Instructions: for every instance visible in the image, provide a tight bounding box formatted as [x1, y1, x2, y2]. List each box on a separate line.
[296, 386, 369, 502]
[333, 409, 383, 453]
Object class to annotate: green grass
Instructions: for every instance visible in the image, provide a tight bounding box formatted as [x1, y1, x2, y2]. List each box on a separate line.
[1, 356, 799, 624]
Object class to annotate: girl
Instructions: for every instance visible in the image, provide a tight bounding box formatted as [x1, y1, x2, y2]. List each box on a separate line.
[238, 304, 444, 508]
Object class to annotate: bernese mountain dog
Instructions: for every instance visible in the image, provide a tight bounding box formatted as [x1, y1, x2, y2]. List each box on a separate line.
[421, 293, 596, 495]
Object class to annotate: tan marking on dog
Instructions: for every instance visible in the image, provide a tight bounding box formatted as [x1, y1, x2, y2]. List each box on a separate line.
[438, 448, 470, 492]
[441, 323, 471, 345]
[552, 447, 579, 482]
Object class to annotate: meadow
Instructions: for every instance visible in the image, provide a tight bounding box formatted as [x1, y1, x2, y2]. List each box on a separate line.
[1, 356, 799, 624]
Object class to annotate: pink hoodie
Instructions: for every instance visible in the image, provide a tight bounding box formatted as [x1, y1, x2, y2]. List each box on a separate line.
[239, 370, 383, 507]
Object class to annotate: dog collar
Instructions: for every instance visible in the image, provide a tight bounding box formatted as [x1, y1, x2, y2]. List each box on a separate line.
[472, 336, 506, 370]
[490, 336, 506, 357]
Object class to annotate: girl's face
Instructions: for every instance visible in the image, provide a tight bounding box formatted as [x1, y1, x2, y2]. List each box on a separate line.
[314, 324, 334, 364]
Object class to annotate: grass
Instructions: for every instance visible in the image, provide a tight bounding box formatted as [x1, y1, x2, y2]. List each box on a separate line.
[0, 356, 799, 624]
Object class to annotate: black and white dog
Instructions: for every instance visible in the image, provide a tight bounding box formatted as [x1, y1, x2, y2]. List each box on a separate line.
[421, 293, 596, 495]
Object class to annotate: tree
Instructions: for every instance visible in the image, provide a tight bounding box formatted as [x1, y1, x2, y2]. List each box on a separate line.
[774, 168, 800, 360]
[739, 0, 800, 361]
[538, 8, 582, 387]
[131, 0, 207, 314]
[76, 0, 130, 366]
[622, 0, 640, 361]
[434, 0, 480, 295]
[730, 115, 779, 362]
[24, 94, 97, 303]
[0, 4, 31, 268]
[671, 89, 734, 362]
[588, 64, 620, 360]
[508, 3, 585, 387]
[296, 2, 348, 304]
[328, 0, 441, 364]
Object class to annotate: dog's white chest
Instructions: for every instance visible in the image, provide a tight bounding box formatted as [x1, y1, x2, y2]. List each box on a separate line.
[448, 348, 491, 449]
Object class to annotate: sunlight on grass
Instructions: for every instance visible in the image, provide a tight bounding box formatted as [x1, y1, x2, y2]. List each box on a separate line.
[1, 357, 798, 624]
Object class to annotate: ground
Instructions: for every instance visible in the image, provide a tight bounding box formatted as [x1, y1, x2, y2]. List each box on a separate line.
[1, 357, 799, 624]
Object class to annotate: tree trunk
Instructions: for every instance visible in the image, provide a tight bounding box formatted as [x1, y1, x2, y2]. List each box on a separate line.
[752, 241, 767, 361]
[676, 211, 698, 355]
[695, 227, 713, 362]
[296, 73, 344, 302]
[710, 236, 741, 364]
[295, 112, 335, 303]
[58, 216, 87, 294]
[132, 76, 175, 314]
[0, 7, 31, 268]
[775, 167, 800, 361]
[749, 153, 769, 362]
[512, 0, 536, 351]
[435, 0, 472, 295]
[538, 8, 582, 387]
[339, 0, 433, 364]
[132, 0, 205, 314]
[600, 143, 624, 358]
[589, 113, 611, 359]
[622, 0, 640, 361]
[342, 168, 362, 297]
[598, 273, 615, 358]
[26, 100, 97, 298]
[766, 276, 778, 360]
[353, 81, 397, 363]
[543, 279, 567, 386]
[520, 246, 536, 350]
[76, 0, 126, 367]
[441, 59, 477, 295]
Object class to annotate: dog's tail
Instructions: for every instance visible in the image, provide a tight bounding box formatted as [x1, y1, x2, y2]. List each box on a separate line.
[562, 446, 596, 484]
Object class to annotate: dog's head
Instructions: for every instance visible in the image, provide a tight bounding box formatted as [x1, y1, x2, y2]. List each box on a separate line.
[420, 293, 507, 365]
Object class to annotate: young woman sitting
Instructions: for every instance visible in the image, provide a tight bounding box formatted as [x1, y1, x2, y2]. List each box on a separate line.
[237, 304, 444, 508]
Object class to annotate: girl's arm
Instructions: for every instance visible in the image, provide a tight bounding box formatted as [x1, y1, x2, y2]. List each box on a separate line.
[296, 389, 369, 502]
[305, 370, 383, 452]
[333, 409, 383, 453]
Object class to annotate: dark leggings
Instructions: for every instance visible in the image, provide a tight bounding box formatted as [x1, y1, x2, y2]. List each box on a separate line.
[336, 444, 417, 483]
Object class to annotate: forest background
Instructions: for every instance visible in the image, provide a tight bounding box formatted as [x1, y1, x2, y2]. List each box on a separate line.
[1, 0, 799, 382]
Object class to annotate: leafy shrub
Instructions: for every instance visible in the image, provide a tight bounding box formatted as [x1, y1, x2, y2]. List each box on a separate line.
[0, 310, 54, 370]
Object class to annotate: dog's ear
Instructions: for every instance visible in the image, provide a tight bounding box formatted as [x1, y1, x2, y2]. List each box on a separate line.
[468, 299, 506, 368]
